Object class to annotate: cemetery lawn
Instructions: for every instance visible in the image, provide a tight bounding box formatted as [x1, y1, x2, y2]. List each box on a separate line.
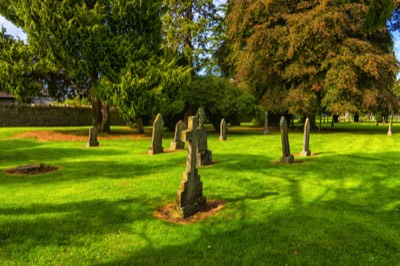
[0, 123, 399, 265]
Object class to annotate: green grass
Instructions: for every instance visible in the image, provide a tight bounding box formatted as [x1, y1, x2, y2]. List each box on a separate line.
[0, 122, 399, 265]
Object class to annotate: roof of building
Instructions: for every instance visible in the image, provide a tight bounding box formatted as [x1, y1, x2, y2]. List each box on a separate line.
[0, 92, 15, 99]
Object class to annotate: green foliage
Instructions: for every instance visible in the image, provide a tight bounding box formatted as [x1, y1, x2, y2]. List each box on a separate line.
[364, 0, 394, 32]
[188, 75, 257, 131]
[103, 57, 191, 123]
[0, 0, 169, 132]
[0, 28, 42, 103]
[219, 0, 399, 117]
[162, 0, 217, 71]
[63, 95, 91, 106]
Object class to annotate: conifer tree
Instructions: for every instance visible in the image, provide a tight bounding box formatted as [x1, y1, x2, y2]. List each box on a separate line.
[0, 28, 42, 103]
[0, 0, 171, 132]
[162, 0, 217, 72]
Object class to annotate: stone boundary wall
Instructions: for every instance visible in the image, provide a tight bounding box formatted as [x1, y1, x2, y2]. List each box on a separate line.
[0, 105, 126, 127]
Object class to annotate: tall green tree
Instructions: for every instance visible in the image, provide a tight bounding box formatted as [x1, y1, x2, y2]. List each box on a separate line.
[219, 0, 399, 122]
[162, 0, 217, 71]
[0, 0, 167, 133]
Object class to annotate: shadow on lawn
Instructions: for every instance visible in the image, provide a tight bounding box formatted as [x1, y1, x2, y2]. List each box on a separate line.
[1, 138, 126, 162]
[97, 205, 400, 265]
[1, 156, 185, 185]
[0, 197, 158, 249]
[97, 154, 400, 265]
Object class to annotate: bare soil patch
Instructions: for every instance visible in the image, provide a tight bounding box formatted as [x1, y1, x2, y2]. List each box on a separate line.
[5, 163, 60, 175]
[272, 159, 304, 165]
[155, 200, 226, 224]
[10, 130, 150, 142]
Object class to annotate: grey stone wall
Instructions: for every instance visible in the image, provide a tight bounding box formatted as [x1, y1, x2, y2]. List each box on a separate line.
[0, 105, 126, 127]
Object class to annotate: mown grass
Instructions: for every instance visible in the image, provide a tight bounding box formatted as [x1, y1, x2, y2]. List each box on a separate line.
[0, 122, 399, 265]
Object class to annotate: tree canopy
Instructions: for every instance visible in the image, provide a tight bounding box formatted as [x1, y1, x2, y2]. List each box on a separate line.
[1, 0, 400, 127]
[218, 0, 399, 120]
[0, 27, 45, 103]
[0, 0, 184, 132]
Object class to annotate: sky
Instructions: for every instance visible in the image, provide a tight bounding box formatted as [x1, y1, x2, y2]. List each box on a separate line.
[0, 15, 27, 42]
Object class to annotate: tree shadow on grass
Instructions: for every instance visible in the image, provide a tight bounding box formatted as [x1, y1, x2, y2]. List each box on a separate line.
[0, 197, 158, 252]
[1, 155, 185, 185]
[97, 205, 400, 265]
[99, 155, 400, 265]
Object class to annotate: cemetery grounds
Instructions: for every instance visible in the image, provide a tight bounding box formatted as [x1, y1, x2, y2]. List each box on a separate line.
[0, 122, 399, 265]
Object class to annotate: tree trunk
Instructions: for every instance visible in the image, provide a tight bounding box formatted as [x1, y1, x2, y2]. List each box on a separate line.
[309, 115, 317, 129]
[91, 95, 102, 130]
[319, 113, 322, 131]
[353, 113, 359, 122]
[101, 103, 111, 133]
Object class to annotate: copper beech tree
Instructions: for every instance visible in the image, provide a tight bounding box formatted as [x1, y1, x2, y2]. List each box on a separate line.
[218, 0, 399, 122]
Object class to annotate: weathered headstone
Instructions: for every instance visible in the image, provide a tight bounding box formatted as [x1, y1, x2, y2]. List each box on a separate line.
[148, 113, 164, 155]
[345, 111, 350, 122]
[170, 120, 185, 150]
[388, 120, 393, 136]
[300, 118, 311, 156]
[86, 126, 99, 147]
[175, 116, 207, 218]
[279, 116, 294, 163]
[263, 111, 269, 134]
[136, 117, 144, 134]
[219, 118, 227, 141]
[196, 108, 212, 166]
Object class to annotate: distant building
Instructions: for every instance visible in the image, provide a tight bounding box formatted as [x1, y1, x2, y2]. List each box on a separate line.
[0, 91, 55, 105]
[0, 92, 16, 104]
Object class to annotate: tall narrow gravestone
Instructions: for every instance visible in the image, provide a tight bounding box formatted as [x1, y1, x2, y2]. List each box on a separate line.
[263, 111, 269, 134]
[148, 114, 164, 155]
[196, 108, 212, 166]
[175, 116, 207, 218]
[170, 120, 185, 150]
[86, 127, 99, 147]
[279, 116, 294, 163]
[219, 118, 227, 141]
[300, 118, 311, 156]
[388, 120, 393, 136]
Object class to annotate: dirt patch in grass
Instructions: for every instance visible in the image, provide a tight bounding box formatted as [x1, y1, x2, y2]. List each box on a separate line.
[10, 130, 150, 141]
[155, 200, 226, 224]
[5, 163, 60, 175]
[272, 159, 304, 165]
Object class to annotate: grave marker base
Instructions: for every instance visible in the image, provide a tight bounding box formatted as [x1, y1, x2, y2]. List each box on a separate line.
[148, 146, 164, 155]
[280, 155, 294, 164]
[196, 150, 212, 166]
[176, 170, 207, 218]
[300, 150, 311, 156]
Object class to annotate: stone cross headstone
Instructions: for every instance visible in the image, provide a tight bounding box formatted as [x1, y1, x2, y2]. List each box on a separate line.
[300, 118, 311, 156]
[170, 120, 185, 150]
[279, 116, 294, 163]
[263, 111, 269, 134]
[196, 107, 212, 166]
[148, 113, 164, 155]
[219, 118, 227, 141]
[175, 116, 207, 218]
[86, 126, 99, 147]
[136, 117, 144, 134]
[388, 120, 393, 136]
